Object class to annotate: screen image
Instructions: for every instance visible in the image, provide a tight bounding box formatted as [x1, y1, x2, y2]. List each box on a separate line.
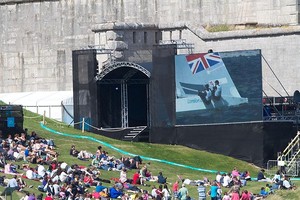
[175, 50, 262, 125]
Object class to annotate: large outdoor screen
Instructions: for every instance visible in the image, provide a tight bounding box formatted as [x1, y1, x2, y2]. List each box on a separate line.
[175, 49, 262, 125]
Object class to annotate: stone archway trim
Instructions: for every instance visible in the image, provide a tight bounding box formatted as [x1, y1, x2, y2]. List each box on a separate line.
[95, 61, 151, 81]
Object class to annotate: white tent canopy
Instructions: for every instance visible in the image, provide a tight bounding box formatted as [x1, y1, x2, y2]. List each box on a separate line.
[0, 91, 73, 122]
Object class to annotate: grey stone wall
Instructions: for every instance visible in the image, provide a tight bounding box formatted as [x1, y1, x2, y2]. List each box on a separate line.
[0, 0, 299, 95]
[200, 0, 299, 25]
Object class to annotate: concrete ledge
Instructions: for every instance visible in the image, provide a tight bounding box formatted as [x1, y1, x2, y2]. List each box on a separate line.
[92, 22, 159, 32]
[0, 0, 58, 5]
[185, 24, 300, 41]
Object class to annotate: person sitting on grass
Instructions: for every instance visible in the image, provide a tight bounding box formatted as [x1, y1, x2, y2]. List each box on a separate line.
[70, 145, 79, 157]
[257, 169, 271, 182]
[259, 187, 268, 197]
[120, 168, 132, 184]
[157, 172, 167, 184]
[70, 145, 93, 161]
[132, 170, 140, 185]
[109, 184, 124, 198]
[99, 188, 109, 200]
[7, 175, 20, 191]
[95, 182, 106, 193]
[282, 176, 292, 189]
[44, 193, 54, 200]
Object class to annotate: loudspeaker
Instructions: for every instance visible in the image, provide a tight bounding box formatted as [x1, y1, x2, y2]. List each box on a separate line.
[72, 49, 99, 130]
[0, 105, 24, 136]
[294, 90, 300, 104]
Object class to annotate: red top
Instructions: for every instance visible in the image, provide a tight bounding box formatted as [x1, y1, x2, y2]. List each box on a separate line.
[172, 182, 178, 192]
[132, 172, 140, 184]
[84, 175, 93, 184]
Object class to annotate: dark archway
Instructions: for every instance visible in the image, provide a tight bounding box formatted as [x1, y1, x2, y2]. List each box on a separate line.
[96, 62, 150, 128]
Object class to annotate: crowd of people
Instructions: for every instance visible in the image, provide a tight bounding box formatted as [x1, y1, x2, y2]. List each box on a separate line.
[192, 167, 297, 200]
[0, 129, 170, 200]
[0, 129, 297, 200]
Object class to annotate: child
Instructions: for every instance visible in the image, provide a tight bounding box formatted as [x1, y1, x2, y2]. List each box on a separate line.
[265, 184, 271, 194]
[142, 190, 149, 200]
[222, 192, 230, 200]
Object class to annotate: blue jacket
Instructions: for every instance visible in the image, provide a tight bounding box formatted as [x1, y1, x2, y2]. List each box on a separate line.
[109, 187, 123, 198]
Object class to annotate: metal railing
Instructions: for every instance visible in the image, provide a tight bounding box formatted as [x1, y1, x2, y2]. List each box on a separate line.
[23, 105, 62, 121]
[267, 160, 300, 177]
[277, 131, 300, 162]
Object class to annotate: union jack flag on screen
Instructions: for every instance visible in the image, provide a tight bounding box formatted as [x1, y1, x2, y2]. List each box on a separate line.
[186, 52, 222, 74]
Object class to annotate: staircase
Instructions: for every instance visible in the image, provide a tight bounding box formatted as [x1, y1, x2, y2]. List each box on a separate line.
[277, 131, 300, 176]
[123, 126, 148, 142]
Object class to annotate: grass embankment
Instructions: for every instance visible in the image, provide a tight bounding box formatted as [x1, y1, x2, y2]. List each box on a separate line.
[0, 108, 299, 199]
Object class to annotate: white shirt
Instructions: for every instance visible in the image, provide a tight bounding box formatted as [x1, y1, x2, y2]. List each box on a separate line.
[38, 165, 46, 177]
[21, 195, 29, 200]
[272, 174, 281, 182]
[216, 174, 222, 183]
[151, 188, 157, 198]
[282, 180, 291, 189]
[162, 188, 170, 199]
[26, 169, 34, 179]
[205, 89, 212, 101]
[215, 85, 222, 97]
[222, 175, 231, 187]
[53, 183, 60, 195]
[7, 178, 18, 187]
[60, 162, 68, 170]
[120, 171, 127, 183]
[50, 168, 58, 179]
[59, 171, 68, 182]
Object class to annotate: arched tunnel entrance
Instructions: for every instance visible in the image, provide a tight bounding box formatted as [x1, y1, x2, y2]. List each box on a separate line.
[96, 62, 150, 128]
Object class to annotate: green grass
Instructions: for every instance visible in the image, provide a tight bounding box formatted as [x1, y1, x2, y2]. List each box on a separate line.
[0, 107, 299, 199]
[204, 24, 287, 33]
[206, 24, 234, 32]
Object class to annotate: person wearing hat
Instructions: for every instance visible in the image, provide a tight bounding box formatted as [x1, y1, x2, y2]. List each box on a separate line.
[178, 184, 188, 200]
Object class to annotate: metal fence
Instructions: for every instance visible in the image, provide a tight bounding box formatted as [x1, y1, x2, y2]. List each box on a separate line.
[267, 160, 300, 177]
[23, 105, 62, 121]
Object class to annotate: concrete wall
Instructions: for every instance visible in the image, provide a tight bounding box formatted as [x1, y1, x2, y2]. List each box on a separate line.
[0, 0, 300, 95]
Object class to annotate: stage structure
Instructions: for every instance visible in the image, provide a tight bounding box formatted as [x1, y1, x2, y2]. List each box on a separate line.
[72, 46, 297, 167]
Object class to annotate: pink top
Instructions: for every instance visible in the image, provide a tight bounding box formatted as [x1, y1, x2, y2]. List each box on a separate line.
[92, 192, 100, 199]
[172, 182, 178, 192]
[222, 194, 230, 200]
[232, 169, 240, 177]
[240, 192, 251, 200]
[231, 192, 240, 200]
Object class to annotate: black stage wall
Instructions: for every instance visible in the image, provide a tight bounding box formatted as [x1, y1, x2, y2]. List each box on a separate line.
[151, 121, 295, 167]
[149, 46, 177, 131]
[72, 50, 99, 130]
